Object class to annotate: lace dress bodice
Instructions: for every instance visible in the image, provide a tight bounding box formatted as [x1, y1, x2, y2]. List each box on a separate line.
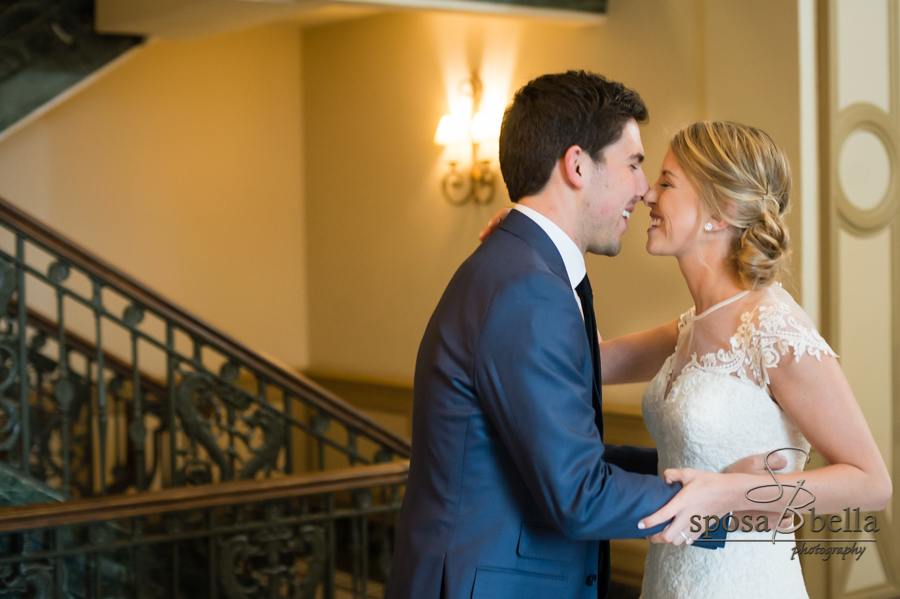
[640, 284, 836, 599]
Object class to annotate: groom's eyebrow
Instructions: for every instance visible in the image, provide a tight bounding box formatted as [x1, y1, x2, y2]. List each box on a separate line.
[631, 153, 644, 163]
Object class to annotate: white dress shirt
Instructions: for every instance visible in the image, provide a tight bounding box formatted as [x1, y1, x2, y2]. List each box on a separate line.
[513, 204, 586, 313]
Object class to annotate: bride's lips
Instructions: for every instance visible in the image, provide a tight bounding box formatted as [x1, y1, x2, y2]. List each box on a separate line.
[648, 211, 662, 231]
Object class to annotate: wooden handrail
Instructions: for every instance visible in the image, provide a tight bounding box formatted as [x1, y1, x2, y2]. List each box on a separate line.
[0, 196, 411, 458]
[0, 460, 409, 533]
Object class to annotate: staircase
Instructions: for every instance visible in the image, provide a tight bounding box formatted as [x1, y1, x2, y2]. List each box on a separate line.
[0, 195, 411, 598]
[0, 0, 142, 133]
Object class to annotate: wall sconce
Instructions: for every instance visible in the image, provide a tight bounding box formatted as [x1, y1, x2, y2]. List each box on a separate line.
[434, 73, 500, 205]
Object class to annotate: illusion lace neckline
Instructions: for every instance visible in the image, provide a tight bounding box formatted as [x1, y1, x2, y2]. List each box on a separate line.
[664, 282, 834, 400]
[693, 289, 751, 320]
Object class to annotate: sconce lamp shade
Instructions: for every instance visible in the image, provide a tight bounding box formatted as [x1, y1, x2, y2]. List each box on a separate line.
[434, 114, 470, 145]
[470, 111, 502, 144]
[434, 74, 499, 205]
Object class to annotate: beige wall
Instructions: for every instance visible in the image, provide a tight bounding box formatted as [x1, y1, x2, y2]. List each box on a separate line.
[0, 1, 805, 403]
[0, 23, 309, 367]
[703, 0, 803, 299]
[303, 1, 803, 404]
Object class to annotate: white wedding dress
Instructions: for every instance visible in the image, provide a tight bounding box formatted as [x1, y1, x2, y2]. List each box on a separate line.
[640, 283, 836, 599]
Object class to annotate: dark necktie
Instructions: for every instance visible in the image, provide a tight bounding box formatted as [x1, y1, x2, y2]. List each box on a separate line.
[575, 275, 603, 435]
[576, 275, 609, 599]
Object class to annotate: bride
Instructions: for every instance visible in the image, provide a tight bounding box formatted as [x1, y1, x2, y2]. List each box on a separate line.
[483, 121, 892, 598]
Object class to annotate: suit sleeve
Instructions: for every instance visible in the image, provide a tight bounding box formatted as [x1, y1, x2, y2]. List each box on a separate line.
[603, 445, 658, 476]
[473, 272, 680, 541]
[601, 445, 725, 548]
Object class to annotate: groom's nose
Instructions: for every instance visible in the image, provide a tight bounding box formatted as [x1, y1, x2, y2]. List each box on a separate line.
[635, 169, 650, 199]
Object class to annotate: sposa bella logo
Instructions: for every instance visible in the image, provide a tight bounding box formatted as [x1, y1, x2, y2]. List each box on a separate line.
[690, 448, 879, 561]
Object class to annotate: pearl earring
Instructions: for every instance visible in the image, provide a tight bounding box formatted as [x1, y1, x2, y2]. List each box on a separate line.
[704, 223, 713, 232]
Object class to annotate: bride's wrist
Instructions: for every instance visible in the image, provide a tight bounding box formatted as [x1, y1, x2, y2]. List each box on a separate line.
[725, 473, 754, 513]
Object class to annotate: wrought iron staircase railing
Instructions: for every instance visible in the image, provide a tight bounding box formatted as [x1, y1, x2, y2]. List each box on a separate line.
[0, 461, 409, 598]
[0, 195, 410, 496]
[0, 195, 411, 597]
[7, 297, 176, 497]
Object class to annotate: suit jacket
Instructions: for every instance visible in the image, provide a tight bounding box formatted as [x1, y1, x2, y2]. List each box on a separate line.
[385, 210, 704, 599]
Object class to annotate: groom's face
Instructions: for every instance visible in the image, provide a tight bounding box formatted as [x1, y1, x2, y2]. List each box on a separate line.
[580, 120, 649, 256]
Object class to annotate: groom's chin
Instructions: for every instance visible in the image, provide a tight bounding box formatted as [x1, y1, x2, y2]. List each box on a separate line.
[590, 241, 621, 257]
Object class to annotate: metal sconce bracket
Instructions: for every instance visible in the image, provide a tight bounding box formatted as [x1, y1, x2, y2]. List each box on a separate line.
[442, 158, 496, 205]
[436, 72, 498, 205]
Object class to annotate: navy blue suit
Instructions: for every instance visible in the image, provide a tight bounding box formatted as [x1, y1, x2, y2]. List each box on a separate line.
[385, 210, 717, 599]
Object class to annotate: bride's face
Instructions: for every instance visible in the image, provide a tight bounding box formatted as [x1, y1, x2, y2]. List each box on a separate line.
[642, 149, 706, 257]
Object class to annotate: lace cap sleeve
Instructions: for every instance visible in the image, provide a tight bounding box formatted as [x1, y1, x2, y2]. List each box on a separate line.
[756, 285, 837, 376]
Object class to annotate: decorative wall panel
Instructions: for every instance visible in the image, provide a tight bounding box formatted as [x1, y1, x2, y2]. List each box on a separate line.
[819, 1, 900, 596]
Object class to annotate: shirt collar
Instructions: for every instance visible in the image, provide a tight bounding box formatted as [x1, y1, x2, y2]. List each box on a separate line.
[513, 204, 586, 290]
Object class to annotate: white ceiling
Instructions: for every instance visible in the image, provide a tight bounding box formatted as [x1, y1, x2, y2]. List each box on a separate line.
[96, 0, 603, 40]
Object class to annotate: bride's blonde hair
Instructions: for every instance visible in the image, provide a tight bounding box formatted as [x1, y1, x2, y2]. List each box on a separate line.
[670, 121, 791, 289]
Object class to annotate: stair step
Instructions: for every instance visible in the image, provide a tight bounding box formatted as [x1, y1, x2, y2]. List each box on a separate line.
[0, 461, 68, 508]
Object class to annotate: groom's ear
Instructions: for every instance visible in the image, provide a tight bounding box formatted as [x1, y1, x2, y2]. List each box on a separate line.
[562, 145, 588, 190]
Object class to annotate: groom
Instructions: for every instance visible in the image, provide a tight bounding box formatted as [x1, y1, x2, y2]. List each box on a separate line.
[385, 72, 720, 599]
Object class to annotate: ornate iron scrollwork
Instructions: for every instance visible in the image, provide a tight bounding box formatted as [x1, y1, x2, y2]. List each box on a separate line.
[0, 396, 19, 452]
[175, 370, 290, 484]
[29, 367, 93, 496]
[176, 372, 234, 483]
[0, 340, 18, 394]
[219, 524, 326, 599]
[239, 409, 284, 480]
[0, 562, 53, 598]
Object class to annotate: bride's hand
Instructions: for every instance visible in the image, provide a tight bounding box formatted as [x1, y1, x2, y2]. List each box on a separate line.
[724, 451, 787, 475]
[638, 468, 741, 546]
[478, 208, 512, 242]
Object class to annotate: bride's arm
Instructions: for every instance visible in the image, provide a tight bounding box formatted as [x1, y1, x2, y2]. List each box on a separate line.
[638, 354, 892, 544]
[599, 320, 679, 384]
[761, 355, 892, 512]
[479, 208, 511, 241]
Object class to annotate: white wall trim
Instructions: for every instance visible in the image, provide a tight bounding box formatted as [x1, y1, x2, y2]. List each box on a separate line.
[799, 0, 820, 327]
[334, 0, 606, 24]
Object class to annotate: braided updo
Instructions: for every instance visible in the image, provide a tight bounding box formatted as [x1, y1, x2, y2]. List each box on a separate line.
[670, 121, 791, 289]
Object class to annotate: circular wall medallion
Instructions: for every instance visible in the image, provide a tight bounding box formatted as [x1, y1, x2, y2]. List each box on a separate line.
[839, 129, 891, 210]
[833, 103, 900, 233]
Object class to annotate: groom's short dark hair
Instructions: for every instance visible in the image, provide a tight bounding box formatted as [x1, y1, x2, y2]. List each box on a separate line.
[499, 71, 648, 202]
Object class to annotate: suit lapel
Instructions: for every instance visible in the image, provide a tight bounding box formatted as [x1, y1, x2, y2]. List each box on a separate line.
[498, 209, 604, 439]
[497, 210, 572, 288]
